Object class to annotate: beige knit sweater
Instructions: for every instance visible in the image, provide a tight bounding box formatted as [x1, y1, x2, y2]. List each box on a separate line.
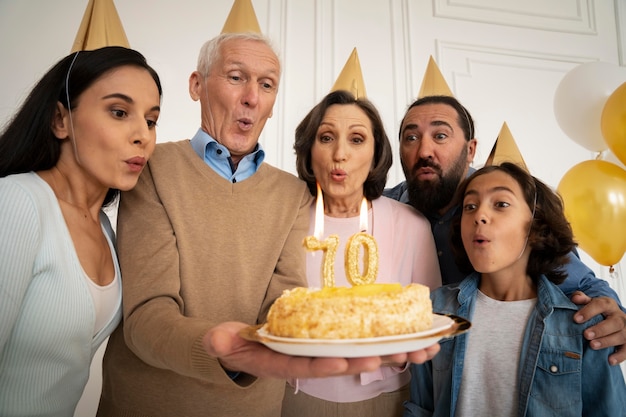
[98, 140, 312, 417]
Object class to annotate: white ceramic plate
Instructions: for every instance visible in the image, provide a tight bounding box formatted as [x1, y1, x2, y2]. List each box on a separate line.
[244, 314, 464, 358]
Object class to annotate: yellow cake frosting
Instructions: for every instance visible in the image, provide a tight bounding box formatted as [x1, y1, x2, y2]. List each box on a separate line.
[266, 283, 432, 339]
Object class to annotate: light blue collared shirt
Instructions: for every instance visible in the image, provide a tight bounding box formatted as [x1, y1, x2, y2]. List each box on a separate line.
[189, 128, 265, 183]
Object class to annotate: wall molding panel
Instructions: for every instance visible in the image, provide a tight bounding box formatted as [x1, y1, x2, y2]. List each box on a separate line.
[433, 0, 597, 34]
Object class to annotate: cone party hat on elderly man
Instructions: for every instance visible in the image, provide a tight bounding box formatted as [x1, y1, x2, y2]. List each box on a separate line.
[221, 0, 262, 34]
[330, 48, 367, 99]
[485, 122, 529, 171]
[71, 0, 129, 52]
[418, 56, 454, 98]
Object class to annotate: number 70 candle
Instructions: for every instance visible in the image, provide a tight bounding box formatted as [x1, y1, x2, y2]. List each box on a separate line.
[345, 198, 379, 286]
[303, 182, 379, 287]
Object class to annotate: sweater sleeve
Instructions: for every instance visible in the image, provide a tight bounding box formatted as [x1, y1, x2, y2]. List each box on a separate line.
[0, 179, 41, 351]
[257, 185, 311, 322]
[117, 163, 217, 381]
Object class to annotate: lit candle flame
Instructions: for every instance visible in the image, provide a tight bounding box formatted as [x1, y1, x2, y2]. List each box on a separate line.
[305, 182, 339, 287]
[359, 197, 367, 232]
[314, 182, 324, 239]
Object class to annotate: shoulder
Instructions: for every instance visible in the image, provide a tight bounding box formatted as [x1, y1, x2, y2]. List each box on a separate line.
[1, 172, 43, 190]
[145, 140, 207, 179]
[375, 196, 429, 227]
[377, 195, 423, 216]
[258, 163, 309, 191]
[151, 140, 195, 161]
[382, 181, 407, 201]
[433, 281, 464, 297]
[431, 283, 463, 312]
[0, 173, 52, 208]
[432, 274, 478, 309]
[0, 174, 52, 241]
[538, 275, 578, 310]
[562, 251, 595, 276]
[538, 276, 603, 328]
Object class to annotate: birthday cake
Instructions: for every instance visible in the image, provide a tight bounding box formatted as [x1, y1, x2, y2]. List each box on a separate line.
[265, 283, 432, 339]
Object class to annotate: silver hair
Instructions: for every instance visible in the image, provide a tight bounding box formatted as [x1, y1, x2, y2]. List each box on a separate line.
[196, 32, 281, 77]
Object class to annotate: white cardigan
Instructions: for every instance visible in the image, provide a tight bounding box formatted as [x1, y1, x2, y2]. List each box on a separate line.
[0, 172, 121, 417]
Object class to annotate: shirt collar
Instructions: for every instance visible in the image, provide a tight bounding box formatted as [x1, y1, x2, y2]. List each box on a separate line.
[190, 128, 265, 182]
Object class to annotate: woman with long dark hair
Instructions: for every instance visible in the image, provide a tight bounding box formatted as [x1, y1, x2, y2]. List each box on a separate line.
[0, 46, 162, 416]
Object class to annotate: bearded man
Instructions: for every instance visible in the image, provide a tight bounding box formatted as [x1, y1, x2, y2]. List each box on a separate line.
[384, 95, 626, 365]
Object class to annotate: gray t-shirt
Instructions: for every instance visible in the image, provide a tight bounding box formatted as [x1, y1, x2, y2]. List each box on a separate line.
[456, 290, 536, 417]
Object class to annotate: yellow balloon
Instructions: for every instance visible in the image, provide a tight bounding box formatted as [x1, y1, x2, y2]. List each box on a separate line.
[557, 160, 626, 266]
[601, 81, 626, 166]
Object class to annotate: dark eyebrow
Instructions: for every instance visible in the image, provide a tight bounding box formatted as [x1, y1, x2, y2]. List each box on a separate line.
[401, 123, 418, 136]
[102, 93, 161, 112]
[401, 119, 453, 136]
[102, 93, 133, 103]
[464, 185, 515, 198]
[431, 120, 453, 130]
[463, 189, 478, 199]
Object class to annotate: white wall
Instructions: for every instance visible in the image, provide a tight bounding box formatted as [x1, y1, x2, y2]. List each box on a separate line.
[1, 1, 625, 416]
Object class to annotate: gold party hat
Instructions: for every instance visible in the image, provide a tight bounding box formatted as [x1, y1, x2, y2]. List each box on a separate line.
[71, 0, 129, 52]
[485, 122, 529, 171]
[330, 48, 367, 99]
[417, 56, 454, 98]
[221, 0, 262, 34]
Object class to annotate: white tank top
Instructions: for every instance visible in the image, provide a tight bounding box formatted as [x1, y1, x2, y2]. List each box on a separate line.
[85, 272, 121, 336]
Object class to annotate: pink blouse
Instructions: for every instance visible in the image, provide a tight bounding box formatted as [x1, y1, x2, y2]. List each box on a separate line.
[296, 196, 442, 402]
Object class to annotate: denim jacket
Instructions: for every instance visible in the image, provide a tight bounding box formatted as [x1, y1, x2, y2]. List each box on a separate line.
[404, 273, 626, 417]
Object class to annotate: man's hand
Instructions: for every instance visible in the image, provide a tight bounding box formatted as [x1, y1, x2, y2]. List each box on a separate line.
[572, 291, 626, 365]
[202, 322, 440, 379]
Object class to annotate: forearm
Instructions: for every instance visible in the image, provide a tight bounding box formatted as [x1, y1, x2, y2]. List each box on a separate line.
[124, 299, 221, 377]
[116, 170, 220, 381]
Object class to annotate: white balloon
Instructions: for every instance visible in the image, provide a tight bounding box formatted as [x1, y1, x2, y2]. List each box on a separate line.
[554, 61, 626, 152]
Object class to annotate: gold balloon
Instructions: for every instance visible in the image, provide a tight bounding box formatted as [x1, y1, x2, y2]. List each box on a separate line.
[557, 160, 626, 266]
[601, 81, 626, 167]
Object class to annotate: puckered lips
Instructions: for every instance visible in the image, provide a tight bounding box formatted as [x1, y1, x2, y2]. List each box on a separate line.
[331, 168, 347, 182]
[125, 156, 146, 173]
[237, 116, 253, 130]
[470, 232, 490, 247]
[414, 166, 439, 181]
